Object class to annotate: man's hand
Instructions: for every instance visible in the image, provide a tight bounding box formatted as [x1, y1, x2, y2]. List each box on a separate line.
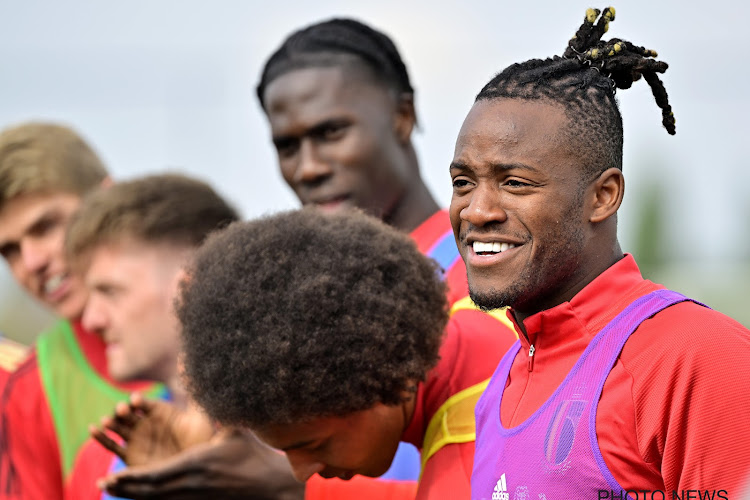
[98, 428, 305, 500]
[90, 392, 215, 466]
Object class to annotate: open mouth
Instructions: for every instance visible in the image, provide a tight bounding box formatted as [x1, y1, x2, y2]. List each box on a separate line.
[472, 241, 517, 255]
[43, 273, 71, 302]
[312, 195, 351, 212]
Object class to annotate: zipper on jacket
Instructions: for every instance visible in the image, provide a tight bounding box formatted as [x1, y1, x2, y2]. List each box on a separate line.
[527, 344, 535, 372]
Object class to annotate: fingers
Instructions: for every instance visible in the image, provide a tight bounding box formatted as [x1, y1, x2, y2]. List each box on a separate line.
[103, 393, 157, 440]
[98, 451, 206, 499]
[90, 424, 127, 461]
[101, 401, 141, 441]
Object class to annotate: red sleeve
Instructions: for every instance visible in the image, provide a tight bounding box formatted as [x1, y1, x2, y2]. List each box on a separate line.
[601, 302, 750, 497]
[443, 259, 470, 306]
[65, 440, 113, 500]
[416, 441, 475, 500]
[0, 353, 63, 500]
[305, 475, 416, 500]
[421, 308, 517, 422]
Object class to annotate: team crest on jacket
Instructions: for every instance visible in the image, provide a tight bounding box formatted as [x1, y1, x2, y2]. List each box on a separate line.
[543, 398, 587, 472]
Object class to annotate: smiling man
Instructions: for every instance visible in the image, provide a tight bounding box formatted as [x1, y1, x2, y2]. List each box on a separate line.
[448, 8, 750, 499]
[0, 122, 162, 500]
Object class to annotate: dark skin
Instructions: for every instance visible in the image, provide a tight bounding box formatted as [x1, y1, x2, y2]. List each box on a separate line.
[449, 97, 624, 331]
[263, 64, 439, 233]
[92, 395, 304, 499]
[91, 393, 215, 467]
[100, 427, 305, 500]
[96, 63, 441, 497]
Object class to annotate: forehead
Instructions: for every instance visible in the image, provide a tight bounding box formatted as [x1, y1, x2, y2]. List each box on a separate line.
[263, 67, 393, 129]
[256, 415, 342, 449]
[453, 98, 571, 167]
[85, 240, 166, 280]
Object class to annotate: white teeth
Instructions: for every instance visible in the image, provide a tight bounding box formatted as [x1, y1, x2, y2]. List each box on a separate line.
[44, 275, 64, 295]
[472, 241, 517, 254]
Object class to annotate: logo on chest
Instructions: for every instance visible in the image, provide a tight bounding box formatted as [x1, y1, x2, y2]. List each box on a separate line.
[543, 398, 588, 472]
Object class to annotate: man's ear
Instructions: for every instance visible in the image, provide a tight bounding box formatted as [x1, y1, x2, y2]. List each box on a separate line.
[393, 93, 417, 144]
[589, 167, 624, 223]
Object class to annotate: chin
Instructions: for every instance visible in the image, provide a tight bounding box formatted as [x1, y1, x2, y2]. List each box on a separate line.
[54, 300, 86, 322]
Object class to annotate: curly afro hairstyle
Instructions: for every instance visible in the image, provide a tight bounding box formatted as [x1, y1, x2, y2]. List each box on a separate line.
[178, 208, 449, 428]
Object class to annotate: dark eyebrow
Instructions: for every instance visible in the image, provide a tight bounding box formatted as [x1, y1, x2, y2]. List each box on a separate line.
[272, 118, 350, 145]
[449, 161, 539, 174]
[0, 209, 60, 252]
[28, 210, 60, 231]
[282, 438, 318, 452]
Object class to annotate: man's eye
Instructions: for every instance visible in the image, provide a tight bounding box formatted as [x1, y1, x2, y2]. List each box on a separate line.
[505, 179, 531, 188]
[320, 124, 346, 140]
[0, 244, 19, 261]
[275, 140, 299, 158]
[452, 178, 472, 189]
[30, 217, 58, 236]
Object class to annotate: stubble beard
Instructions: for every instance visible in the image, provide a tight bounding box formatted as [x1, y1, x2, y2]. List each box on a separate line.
[468, 218, 587, 315]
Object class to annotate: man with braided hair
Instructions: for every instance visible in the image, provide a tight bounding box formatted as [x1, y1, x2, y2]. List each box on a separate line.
[258, 20, 516, 494]
[448, 8, 750, 499]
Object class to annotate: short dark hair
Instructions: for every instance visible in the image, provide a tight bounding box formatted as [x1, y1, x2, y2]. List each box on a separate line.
[257, 18, 414, 109]
[66, 173, 239, 271]
[179, 209, 449, 427]
[477, 7, 674, 182]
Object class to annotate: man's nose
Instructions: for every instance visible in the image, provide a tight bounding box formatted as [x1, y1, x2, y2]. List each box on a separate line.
[81, 297, 107, 335]
[20, 238, 49, 274]
[294, 141, 333, 185]
[460, 183, 508, 227]
[286, 451, 325, 482]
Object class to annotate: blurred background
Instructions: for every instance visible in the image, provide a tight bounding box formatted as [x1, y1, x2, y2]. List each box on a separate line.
[1, 0, 748, 343]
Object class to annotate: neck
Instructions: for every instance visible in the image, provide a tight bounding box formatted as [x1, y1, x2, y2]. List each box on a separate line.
[512, 241, 624, 328]
[165, 372, 189, 409]
[384, 150, 439, 233]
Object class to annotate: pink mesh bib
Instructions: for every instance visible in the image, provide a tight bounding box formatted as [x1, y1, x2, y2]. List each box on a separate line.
[471, 290, 697, 500]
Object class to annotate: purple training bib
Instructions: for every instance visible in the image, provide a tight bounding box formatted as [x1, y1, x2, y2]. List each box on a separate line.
[472, 290, 696, 500]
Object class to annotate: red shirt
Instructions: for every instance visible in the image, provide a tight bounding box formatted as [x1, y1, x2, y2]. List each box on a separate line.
[409, 209, 468, 307]
[0, 321, 153, 500]
[499, 254, 750, 497]
[0, 337, 27, 395]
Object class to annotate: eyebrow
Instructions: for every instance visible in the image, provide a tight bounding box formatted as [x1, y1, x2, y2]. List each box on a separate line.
[449, 161, 539, 174]
[272, 118, 350, 144]
[282, 438, 318, 451]
[0, 208, 59, 251]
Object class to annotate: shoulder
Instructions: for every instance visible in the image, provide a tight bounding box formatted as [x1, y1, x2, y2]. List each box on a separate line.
[623, 300, 749, 372]
[66, 439, 117, 500]
[426, 308, 516, 408]
[3, 347, 40, 397]
[620, 299, 750, 427]
[0, 337, 30, 374]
